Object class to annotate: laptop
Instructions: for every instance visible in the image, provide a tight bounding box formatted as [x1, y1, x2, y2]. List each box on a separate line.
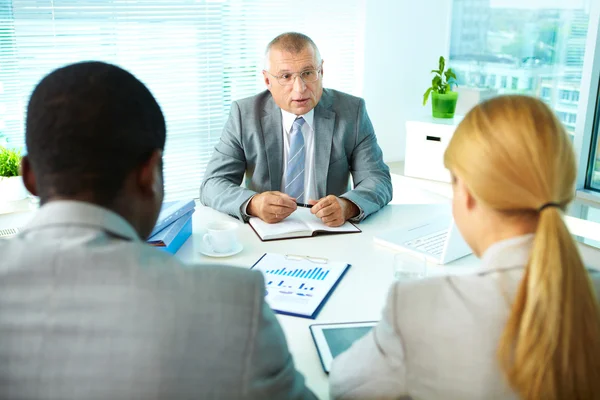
[374, 217, 472, 264]
[0, 227, 20, 240]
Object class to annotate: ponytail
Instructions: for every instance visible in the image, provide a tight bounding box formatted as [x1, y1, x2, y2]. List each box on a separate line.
[498, 207, 600, 399]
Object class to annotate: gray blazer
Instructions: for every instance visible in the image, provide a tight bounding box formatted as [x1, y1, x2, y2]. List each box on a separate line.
[200, 89, 392, 221]
[329, 235, 600, 400]
[0, 201, 316, 400]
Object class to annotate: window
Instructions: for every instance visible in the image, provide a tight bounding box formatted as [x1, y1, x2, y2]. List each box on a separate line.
[489, 74, 497, 88]
[560, 89, 570, 100]
[557, 111, 568, 123]
[541, 86, 551, 98]
[0, 0, 364, 201]
[449, 0, 591, 138]
[587, 78, 600, 191]
[479, 74, 487, 86]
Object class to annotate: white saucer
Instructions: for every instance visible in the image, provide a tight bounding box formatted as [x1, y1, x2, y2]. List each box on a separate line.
[199, 242, 243, 258]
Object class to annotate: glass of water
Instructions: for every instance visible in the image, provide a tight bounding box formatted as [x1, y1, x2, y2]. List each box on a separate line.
[393, 252, 427, 281]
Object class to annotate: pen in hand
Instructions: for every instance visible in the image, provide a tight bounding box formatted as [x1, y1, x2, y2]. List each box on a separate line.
[296, 202, 313, 209]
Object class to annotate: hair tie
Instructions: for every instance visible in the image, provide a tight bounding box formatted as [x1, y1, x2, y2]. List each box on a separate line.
[538, 202, 561, 213]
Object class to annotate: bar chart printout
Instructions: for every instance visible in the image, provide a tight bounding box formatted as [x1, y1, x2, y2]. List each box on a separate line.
[252, 253, 351, 318]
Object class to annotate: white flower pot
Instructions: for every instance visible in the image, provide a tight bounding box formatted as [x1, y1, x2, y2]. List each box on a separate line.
[0, 176, 29, 202]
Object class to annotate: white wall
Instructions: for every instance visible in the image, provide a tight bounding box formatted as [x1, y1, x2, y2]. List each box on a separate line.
[362, 0, 453, 162]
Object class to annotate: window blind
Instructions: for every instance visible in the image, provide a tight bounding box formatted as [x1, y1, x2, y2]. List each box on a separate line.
[0, 0, 364, 201]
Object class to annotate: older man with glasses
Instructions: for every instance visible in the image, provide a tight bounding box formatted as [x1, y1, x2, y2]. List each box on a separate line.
[201, 32, 392, 227]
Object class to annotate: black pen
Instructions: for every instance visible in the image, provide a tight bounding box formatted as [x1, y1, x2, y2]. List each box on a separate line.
[296, 202, 313, 208]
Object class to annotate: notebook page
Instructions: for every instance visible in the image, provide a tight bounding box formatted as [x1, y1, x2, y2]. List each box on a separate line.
[249, 214, 311, 239]
[295, 207, 360, 233]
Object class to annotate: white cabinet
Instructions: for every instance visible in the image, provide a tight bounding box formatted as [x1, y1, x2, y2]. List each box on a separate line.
[404, 115, 463, 183]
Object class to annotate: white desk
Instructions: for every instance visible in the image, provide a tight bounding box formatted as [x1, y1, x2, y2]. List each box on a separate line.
[175, 203, 482, 398]
[175, 203, 600, 399]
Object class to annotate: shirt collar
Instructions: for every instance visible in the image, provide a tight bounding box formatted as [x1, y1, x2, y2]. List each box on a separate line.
[23, 200, 140, 242]
[480, 234, 535, 271]
[281, 108, 314, 133]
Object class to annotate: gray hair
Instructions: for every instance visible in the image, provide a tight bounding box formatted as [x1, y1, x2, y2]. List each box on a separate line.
[263, 32, 322, 71]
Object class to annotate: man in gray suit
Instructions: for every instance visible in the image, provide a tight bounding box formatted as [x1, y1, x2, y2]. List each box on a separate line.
[200, 32, 392, 227]
[0, 61, 315, 400]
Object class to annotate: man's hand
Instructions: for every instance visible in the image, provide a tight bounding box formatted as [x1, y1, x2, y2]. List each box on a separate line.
[309, 195, 359, 227]
[247, 191, 297, 224]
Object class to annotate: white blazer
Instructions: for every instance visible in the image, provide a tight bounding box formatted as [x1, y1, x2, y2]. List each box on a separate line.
[0, 201, 316, 400]
[329, 235, 600, 400]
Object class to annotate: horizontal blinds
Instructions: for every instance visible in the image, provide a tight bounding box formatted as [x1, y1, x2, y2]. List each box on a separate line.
[0, 0, 364, 201]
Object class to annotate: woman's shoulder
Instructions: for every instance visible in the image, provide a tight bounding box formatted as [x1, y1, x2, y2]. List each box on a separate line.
[388, 267, 525, 311]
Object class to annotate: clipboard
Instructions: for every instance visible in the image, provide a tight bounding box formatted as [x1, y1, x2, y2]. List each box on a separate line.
[251, 253, 351, 319]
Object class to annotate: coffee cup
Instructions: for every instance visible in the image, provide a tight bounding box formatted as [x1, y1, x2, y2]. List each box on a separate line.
[203, 221, 239, 254]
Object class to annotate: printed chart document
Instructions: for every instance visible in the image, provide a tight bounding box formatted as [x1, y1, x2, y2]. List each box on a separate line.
[251, 253, 351, 319]
[249, 207, 360, 241]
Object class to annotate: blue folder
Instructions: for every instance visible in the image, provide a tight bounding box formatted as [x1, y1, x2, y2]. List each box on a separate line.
[147, 209, 194, 254]
[150, 199, 196, 237]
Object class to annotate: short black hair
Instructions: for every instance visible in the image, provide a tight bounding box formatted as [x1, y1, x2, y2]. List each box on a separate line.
[26, 61, 166, 206]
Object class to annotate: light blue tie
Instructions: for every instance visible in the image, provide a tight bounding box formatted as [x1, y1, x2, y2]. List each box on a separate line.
[284, 117, 306, 202]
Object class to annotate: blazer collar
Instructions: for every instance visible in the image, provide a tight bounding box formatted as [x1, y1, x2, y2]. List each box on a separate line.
[23, 200, 140, 242]
[261, 95, 285, 190]
[480, 234, 535, 272]
[260, 89, 336, 195]
[313, 90, 335, 197]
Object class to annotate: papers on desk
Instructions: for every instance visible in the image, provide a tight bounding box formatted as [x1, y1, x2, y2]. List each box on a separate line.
[249, 207, 360, 241]
[251, 253, 351, 319]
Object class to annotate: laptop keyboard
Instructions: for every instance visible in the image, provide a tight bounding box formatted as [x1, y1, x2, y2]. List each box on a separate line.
[404, 229, 447, 257]
[0, 227, 19, 239]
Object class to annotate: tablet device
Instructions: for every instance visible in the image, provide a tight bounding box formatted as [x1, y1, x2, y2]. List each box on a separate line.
[310, 321, 377, 373]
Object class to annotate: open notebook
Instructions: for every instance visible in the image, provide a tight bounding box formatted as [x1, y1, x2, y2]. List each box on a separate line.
[248, 207, 361, 241]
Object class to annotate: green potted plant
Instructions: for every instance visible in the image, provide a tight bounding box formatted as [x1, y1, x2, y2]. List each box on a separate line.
[423, 56, 459, 118]
[0, 146, 28, 202]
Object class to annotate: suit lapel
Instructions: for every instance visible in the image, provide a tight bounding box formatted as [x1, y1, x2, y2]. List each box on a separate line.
[261, 96, 283, 191]
[313, 91, 335, 197]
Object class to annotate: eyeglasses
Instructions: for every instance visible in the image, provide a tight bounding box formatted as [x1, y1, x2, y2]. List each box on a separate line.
[265, 67, 322, 86]
[285, 254, 328, 264]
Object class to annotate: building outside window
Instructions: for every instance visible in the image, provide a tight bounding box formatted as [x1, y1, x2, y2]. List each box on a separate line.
[559, 89, 570, 100]
[449, 0, 590, 139]
[511, 76, 519, 89]
[541, 86, 551, 98]
[588, 78, 600, 190]
[450, 0, 599, 194]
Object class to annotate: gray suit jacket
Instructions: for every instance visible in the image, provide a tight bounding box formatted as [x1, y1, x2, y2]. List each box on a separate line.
[0, 201, 316, 400]
[200, 89, 392, 221]
[329, 235, 600, 399]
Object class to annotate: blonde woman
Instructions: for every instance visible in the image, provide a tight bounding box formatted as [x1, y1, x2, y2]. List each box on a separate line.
[329, 95, 600, 400]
